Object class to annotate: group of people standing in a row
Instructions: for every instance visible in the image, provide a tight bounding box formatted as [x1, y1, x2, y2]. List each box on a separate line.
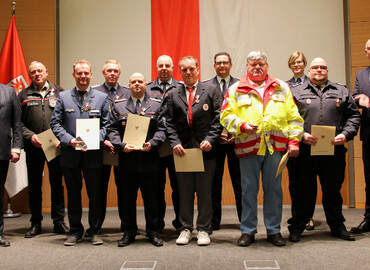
[0, 39, 370, 249]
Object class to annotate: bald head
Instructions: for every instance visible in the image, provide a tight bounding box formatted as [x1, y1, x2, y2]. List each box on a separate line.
[129, 73, 147, 99]
[157, 55, 174, 82]
[308, 57, 328, 85]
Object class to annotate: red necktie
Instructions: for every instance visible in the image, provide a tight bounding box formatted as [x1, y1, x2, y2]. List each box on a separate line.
[187, 87, 194, 127]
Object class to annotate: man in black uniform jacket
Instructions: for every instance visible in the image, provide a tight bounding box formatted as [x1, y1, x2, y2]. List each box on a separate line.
[107, 73, 166, 247]
[93, 60, 130, 232]
[18, 61, 69, 238]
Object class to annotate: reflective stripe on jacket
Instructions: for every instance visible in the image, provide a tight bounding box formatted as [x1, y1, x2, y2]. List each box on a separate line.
[220, 74, 303, 157]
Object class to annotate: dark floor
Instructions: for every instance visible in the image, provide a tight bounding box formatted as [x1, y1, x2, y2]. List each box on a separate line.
[1, 206, 369, 270]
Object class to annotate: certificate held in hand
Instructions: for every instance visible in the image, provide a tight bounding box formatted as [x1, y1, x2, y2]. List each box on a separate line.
[75, 118, 100, 150]
[37, 129, 60, 162]
[122, 113, 151, 149]
[174, 148, 205, 172]
[311, 125, 336, 156]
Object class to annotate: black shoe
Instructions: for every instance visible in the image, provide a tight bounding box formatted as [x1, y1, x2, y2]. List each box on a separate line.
[351, 220, 370, 234]
[118, 233, 135, 247]
[53, 223, 70, 234]
[148, 234, 163, 247]
[288, 228, 302, 242]
[331, 229, 356, 241]
[211, 222, 220, 231]
[267, 233, 286, 246]
[0, 235, 10, 247]
[25, 224, 42, 238]
[237, 233, 255, 246]
[306, 218, 315, 231]
[172, 219, 182, 230]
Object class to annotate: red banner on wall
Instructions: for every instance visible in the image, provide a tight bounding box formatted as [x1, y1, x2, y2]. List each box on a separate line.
[151, 0, 200, 81]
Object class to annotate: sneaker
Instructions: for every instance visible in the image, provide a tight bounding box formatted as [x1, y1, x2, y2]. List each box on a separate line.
[197, 231, 210, 246]
[176, 229, 192, 245]
[91, 234, 103, 245]
[64, 235, 82, 246]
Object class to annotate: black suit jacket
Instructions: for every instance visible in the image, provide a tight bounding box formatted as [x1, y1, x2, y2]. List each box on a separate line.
[107, 95, 166, 172]
[166, 81, 223, 159]
[353, 66, 370, 141]
[0, 84, 23, 160]
[203, 75, 239, 100]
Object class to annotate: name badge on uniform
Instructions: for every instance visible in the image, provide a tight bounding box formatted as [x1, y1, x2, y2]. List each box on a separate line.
[66, 108, 75, 112]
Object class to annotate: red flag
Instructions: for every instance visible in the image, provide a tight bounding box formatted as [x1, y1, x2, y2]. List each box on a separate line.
[0, 15, 30, 94]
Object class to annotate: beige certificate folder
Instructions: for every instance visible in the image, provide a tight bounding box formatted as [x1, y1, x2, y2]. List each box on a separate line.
[311, 125, 336, 156]
[122, 113, 150, 149]
[174, 148, 204, 172]
[276, 151, 289, 177]
[37, 129, 60, 162]
[76, 118, 100, 150]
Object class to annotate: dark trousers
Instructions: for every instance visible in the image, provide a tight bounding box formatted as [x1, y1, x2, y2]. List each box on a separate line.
[119, 171, 160, 237]
[158, 155, 180, 229]
[25, 147, 65, 226]
[0, 160, 9, 235]
[176, 158, 215, 234]
[212, 143, 242, 225]
[362, 141, 370, 220]
[288, 144, 347, 231]
[99, 164, 123, 231]
[62, 167, 102, 236]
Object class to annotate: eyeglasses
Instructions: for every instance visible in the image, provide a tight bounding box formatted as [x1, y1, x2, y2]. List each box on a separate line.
[290, 60, 304, 66]
[215, 61, 230, 66]
[310, 65, 327, 70]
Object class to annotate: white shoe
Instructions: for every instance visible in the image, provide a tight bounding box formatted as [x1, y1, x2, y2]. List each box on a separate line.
[197, 231, 210, 246]
[176, 229, 192, 245]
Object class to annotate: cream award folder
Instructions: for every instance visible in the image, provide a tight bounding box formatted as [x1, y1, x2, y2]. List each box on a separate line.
[37, 129, 60, 162]
[174, 148, 205, 172]
[311, 125, 336, 156]
[122, 113, 150, 149]
[75, 118, 100, 150]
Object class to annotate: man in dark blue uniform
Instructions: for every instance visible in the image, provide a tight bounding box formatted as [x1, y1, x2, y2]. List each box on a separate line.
[50, 60, 110, 246]
[288, 57, 360, 242]
[107, 73, 166, 247]
[93, 60, 130, 232]
[146, 55, 183, 231]
[19, 61, 69, 238]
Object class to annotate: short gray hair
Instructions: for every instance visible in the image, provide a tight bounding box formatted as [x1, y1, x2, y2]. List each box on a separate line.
[247, 51, 268, 63]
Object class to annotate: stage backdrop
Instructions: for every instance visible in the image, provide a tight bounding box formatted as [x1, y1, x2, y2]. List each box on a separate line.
[59, 0, 346, 89]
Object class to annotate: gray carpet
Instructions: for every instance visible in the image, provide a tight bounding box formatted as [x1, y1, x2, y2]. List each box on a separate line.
[1, 207, 369, 270]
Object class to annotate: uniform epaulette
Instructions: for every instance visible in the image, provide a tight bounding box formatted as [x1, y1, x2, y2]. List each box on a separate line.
[150, 98, 162, 102]
[147, 81, 154, 86]
[202, 77, 213, 83]
[177, 81, 184, 85]
[115, 98, 127, 103]
[91, 84, 100, 88]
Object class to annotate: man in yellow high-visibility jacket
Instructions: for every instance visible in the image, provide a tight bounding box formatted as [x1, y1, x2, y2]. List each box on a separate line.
[220, 50, 303, 247]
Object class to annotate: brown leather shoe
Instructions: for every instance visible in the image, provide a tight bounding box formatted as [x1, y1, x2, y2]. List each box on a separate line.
[237, 233, 255, 246]
[267, 233, 286, 246]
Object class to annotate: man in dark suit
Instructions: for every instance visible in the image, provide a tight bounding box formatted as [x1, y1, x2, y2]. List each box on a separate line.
[146, 55, 183, 231]
[352, 39, 370, 233]
[50, 60, 110, 246]
[203, 52, 241, 230]
[18, 61, 69, 238]
[0, 84, 23, 247]
[107, 72, 166, 247]
[166, 56, 223, 246]
[93, 60, 130, 232]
